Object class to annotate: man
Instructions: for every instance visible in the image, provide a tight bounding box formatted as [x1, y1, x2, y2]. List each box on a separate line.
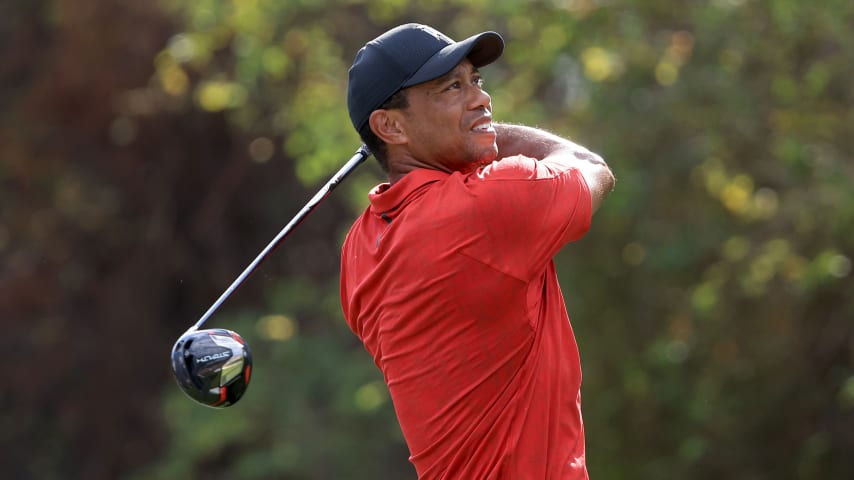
[340, 24, 615, 479]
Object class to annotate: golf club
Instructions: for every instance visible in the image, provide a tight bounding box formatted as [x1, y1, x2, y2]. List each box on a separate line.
[171, 144, 372, 407]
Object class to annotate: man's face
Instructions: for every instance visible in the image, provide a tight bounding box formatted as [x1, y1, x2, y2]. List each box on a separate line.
[398, 59, 497, 172]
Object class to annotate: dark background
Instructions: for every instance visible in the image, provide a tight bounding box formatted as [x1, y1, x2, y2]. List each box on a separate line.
[2, 0, 852, 479]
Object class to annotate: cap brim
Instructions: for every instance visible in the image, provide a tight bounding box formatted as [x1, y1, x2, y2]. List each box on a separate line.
[402, 31, 504, 88]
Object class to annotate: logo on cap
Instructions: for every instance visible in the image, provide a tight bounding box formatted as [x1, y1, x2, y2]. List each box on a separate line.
[412, 24, 453, 44]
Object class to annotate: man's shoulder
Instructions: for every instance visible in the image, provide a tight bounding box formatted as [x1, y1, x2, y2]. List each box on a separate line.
[470, 155, 564, 182]
[477, 154, 536, 176]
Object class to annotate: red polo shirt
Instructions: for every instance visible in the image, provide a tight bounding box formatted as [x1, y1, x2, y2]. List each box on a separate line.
[340, 155, 592, 479]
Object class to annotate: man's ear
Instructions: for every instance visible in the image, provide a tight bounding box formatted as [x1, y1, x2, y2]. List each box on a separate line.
[368, 110, 407, 145]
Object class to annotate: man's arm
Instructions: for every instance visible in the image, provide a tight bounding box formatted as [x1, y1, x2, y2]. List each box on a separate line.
[495, 123, 615, 213]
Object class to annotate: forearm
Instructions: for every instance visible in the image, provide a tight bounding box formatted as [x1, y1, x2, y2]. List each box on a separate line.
[495, 123, 577, 160]
[495, 123, 615, 213]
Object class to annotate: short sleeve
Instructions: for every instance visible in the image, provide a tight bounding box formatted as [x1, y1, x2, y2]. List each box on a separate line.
[457, 155, 592, 282]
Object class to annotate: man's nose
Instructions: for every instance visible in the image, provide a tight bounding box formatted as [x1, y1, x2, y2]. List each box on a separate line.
[468, 85, 492, 111]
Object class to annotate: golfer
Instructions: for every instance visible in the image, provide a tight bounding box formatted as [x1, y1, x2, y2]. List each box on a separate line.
[340, 23, 615, 479]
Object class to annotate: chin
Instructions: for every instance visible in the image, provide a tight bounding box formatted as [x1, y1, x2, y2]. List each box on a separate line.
[478, 146, 499, 164]
[446, 145, 498, 173]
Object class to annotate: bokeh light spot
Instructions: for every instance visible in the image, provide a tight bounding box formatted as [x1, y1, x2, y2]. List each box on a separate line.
[655, 60, 679, 86]
[160, 65, 189, 96]
[248, 137, 275, 163]
[256, 314, 297, 341]
[828, 254, 852, 278]
[723, 236, 749, 262]
[109, 116, 137, 146]
[722, 175, 754, 214]
[354, 381, 387, 412]
[839, 376, 854, 408]
[622, 242, 647, 265]
[581, 47, 616, 82]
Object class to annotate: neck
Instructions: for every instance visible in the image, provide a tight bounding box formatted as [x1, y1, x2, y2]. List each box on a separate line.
[386, 153, 455, 185]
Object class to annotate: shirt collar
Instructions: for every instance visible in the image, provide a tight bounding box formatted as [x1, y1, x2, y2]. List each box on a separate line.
[369, 169, 449, 216]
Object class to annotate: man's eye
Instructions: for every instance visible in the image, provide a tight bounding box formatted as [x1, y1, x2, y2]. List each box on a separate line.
[474, 77, 484, 88]
[448, 81, 461, 90]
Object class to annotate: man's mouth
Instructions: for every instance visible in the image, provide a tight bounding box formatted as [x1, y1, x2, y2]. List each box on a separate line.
[471, 120, 495, 133]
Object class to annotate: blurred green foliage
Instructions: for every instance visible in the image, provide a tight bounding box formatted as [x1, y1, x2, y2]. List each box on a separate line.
[2, 0, 852, 479]
[139, 0, 854, 478]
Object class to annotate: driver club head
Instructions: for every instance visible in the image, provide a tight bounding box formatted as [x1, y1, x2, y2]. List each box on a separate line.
[171, 328, 253, 408]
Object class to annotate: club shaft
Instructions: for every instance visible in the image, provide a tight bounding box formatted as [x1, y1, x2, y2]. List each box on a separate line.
[186, 145, 372, 334]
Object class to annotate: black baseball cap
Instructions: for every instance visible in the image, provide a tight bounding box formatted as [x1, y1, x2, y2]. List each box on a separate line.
[347, 23, 504, 134]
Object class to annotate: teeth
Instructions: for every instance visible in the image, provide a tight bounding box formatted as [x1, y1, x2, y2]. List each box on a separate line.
[473, 123, 492, 131]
